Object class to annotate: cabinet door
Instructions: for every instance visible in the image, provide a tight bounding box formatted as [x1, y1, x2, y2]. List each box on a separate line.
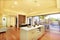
[28, 29, 38, 40]
[18, 15, 26, 27]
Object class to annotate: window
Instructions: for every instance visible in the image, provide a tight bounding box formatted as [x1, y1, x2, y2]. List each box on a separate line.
[33, 16, 40, 25]
[27, 16, 40, 26]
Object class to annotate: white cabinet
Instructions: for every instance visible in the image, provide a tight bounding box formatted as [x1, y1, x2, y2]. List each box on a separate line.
[20, 25, 45, 40]
[20, 29, 38, 40]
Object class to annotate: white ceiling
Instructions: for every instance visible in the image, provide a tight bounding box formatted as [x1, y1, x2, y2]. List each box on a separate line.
[0, 0, 60, 16]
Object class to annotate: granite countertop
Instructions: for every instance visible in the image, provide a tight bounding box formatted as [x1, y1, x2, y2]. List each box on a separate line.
[20, 25, 44, 31]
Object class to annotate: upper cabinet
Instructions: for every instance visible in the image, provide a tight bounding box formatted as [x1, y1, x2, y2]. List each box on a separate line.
[18, 15, 26, 27]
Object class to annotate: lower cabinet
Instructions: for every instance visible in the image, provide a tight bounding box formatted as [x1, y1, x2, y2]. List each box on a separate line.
[20, 26, 45, 40]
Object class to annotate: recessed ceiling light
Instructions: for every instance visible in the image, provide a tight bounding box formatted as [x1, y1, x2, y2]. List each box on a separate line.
[14, 1, 18, 5]
[11, 1, 18, 8]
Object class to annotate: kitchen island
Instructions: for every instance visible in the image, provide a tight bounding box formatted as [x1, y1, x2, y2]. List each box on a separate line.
[20, 25, 45, 40]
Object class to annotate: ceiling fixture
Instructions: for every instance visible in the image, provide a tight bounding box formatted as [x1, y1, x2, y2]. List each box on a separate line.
[11, 1, 18, 8]
[14, 1, 18, 5]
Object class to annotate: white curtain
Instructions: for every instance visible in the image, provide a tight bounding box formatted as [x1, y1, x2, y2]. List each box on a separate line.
[7, 16, 16, 27]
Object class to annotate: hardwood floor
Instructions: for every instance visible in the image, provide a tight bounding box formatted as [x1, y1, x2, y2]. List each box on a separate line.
[0, 27, 60, 40]
[0, 27, 20, 40]
[38, 32, 60, 40]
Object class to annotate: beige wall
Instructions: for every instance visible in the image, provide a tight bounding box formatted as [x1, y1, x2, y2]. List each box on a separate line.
[0, 15, 2, 28]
